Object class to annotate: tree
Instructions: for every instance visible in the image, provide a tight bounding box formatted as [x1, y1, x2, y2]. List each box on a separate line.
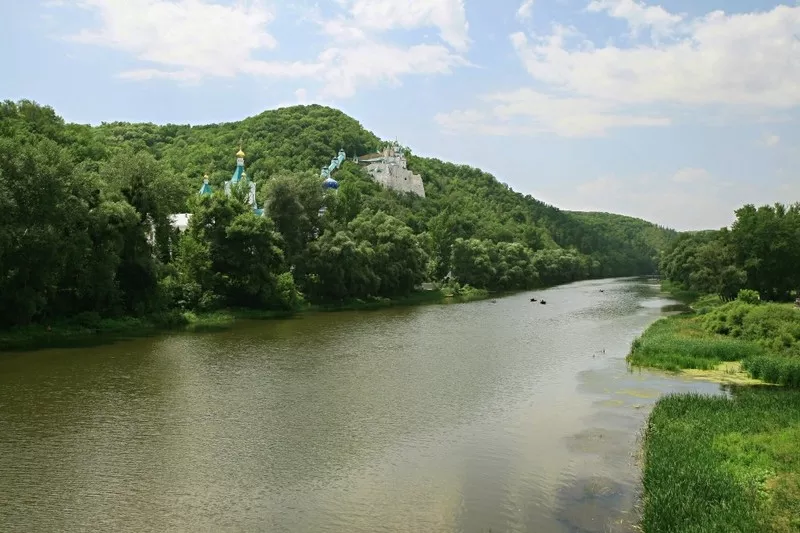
[261, 170, 323, 267]
[305, 230, 378, 301]
[349, 210, 428, 297]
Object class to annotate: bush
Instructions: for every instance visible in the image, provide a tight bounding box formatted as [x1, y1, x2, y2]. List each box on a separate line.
[693, 293, 724, 314]
[198, 291, 224, 312]
[700, 300, 754, 336]
[701, 301, 800, 354]
[70, 311, 102, 329]
[737, 288, 761, 305]
[150, 309, 189, 329]
[275, 272, 305, 311]
[628, 315, 764, 371]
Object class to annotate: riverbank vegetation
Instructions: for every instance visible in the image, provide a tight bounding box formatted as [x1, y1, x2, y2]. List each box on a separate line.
[0, 100, 676, 348]
[632, 200, 800, 532]
[659, 202, 800, 302]
[634, 300, 800, 532]
[629, 293, 800, 386]
[642, 388, 800, 533]
[0, 289, 477, 351]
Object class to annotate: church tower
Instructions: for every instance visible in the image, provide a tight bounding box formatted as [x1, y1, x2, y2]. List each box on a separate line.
[224, 147, 262, 215]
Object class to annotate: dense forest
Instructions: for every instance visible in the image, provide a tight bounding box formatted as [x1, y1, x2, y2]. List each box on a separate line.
[659, 203, 800, 302]
[0, 100, 677, 328]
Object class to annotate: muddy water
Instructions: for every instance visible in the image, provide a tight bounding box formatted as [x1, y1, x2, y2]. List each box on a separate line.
[0, 278, 722, 532]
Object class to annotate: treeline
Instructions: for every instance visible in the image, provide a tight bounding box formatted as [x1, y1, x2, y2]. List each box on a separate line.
[660, 203, 800, 301]
[0, 100, 676, 328]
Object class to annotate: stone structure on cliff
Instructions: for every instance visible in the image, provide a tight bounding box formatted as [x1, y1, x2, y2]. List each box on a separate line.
[355, 141, 425, 198]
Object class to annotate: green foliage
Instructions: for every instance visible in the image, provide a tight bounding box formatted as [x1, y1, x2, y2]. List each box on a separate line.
[630, 302, 800, 387]
[744, 357, 800, 388]
[700, 302, 800, 355]
[1, 99, 678, 331]
[660, 203, 800, 302]
[642, 388, 800, 532]
[693, 293, 725, 314]
[628, 315, 763, 372]
[738, 289, 762, 305]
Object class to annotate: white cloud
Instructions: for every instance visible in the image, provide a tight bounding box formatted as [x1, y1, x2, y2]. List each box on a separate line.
[68, 0, 288, 80]
[517, 0, 535, 21]
[319, 43, 466, 99]
[321, 17, 370, 44]
[761, 133, 781, 147]
[341, 0, 470, 52]
[435, 109, 530, 136]
[56, 0, 470, 97]
[586, 0, 683, 39]
[436, 88, 670, 137]
[307, 0, 470, 98]
[671, 167, 711, 183]
[513, 6, 800, 108]
[438, 3, 800, 137]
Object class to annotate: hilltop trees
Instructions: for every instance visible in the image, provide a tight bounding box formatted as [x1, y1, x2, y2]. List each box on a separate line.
[659, 203, 800, 301]
[0, 99, 680, 329]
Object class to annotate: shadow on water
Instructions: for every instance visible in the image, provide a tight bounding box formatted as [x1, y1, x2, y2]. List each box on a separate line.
[660, 303, 692, 313]
[552, 355, 727, 533]
[555, 476, 632, 533]
[0, 277, 731, 533]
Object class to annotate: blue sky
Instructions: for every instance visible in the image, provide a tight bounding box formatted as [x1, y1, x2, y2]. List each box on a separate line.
[2, 0, 798, 230]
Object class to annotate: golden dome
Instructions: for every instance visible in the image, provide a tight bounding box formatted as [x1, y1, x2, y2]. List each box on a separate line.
[236, 148, 245, 158]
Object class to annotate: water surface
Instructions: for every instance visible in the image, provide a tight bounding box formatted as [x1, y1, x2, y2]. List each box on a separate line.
[0, 278, 722, 532]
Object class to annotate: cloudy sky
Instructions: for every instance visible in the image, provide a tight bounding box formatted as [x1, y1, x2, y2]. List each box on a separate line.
[2, 0, 798, 230]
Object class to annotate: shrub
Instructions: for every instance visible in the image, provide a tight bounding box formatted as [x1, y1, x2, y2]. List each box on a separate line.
[150, 309, 189, 329]
[737, 289, 761, 305]
[70, 311, 102, 329]
[275, 272, 305, 311]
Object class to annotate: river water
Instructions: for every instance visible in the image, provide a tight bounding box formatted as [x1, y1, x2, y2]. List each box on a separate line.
[0, 278, 722, 533]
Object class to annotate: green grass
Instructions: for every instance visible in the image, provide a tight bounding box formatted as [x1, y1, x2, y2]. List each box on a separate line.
[627, 314, 765, 372]
[634, 293, 800, 532]
[628, 300, 800, 386]
[744, 357, 800, 388]
[0, 289, 474, 352]
[642, 388, 800, 533]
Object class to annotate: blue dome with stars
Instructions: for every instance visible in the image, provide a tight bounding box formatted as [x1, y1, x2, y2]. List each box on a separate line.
[322, 177, 339, 190]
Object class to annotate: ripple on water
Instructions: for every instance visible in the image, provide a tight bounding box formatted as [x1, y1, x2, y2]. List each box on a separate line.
[551, 471, 639, 533]
[0, 278, 728, 533]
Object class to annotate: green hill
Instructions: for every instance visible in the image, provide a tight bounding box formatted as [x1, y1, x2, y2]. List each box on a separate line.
[0, 100, 677, 327]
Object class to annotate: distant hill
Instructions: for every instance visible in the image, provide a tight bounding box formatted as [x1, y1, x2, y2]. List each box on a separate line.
[21, 102, 679, 278]
[1, 100, 680, 326]
[567, 211, 679, 274]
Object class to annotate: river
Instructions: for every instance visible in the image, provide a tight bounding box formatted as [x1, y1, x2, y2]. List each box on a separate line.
[0, 278, 723, 532]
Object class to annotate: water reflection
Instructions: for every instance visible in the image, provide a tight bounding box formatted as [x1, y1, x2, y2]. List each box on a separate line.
[1, 278, 726, 532]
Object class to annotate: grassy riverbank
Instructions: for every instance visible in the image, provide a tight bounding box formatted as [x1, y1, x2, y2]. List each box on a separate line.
[631, 289, 800, 532]
[0, 286, 490, 352]
[642, 387, 800, 532]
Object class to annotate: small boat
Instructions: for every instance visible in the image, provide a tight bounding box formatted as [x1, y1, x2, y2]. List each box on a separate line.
[540, 300, 547, 305]
[530, 297, 537, 302]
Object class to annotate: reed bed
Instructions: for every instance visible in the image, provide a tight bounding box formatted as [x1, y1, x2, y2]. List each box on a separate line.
[642, 388, 800, 532]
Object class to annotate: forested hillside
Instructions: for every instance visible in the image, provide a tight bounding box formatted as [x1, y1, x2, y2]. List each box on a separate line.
[0, 100, 676, 328]
[660, 203, 800, 302]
